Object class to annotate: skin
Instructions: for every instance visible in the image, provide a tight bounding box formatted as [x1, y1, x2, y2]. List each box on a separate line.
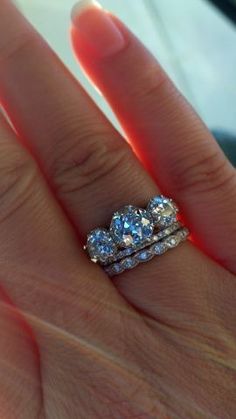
[0, 1, 235, 418]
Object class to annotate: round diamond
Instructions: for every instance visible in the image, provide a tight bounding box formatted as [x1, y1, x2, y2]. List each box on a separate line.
[110, 206, 154, 248]
[86, 228, 116, 262]
[147, 195, 178, 227]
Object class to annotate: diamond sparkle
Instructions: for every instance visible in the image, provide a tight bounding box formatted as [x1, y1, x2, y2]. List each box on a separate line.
[147, 195, 178, 227]
[110, 205, 154, 248]
[121, 257, 137, 269]
[151, 242, 166, 255]
[104, 227, 189, 277]
[86, 228, 116, 263]
[136, 249, 152, 262]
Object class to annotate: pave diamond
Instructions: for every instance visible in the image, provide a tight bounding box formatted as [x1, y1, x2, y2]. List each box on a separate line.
[165, 235, 180, 248]
[86, 228, 117, 263]
[110, 205, 154, 248]
[122, 248, 134, 257]
[112, 263, 123, 274]
[121, 257, 137, 269]
[151, 242, 167, 255]
[179, 228, 189, 239]
[104, 227, 189, 276]
[135, 249, 153, 262]
[147, 195, 178, 227]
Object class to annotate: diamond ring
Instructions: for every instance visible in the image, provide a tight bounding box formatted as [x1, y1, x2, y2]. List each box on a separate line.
[85, 195, 189, 275]
[100, 221, 181, 266]
[104, 226, 189, 277]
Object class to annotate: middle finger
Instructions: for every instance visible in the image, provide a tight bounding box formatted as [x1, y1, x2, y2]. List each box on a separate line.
[0, 0, 155, 236]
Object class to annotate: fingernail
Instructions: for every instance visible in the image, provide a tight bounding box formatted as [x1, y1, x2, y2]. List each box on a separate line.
[71, 0, 126, 58]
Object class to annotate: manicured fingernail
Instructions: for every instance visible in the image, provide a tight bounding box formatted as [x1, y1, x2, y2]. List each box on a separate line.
[71, 0, 126, 58]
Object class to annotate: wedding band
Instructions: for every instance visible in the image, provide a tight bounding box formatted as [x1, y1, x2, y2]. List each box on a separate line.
[100, 221, 181, 265]
[104, 226, 189, 277]
[84, 195, 189, 276]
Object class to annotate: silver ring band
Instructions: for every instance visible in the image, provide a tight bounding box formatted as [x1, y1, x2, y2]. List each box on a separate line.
[101, 221, 181, 266]
[104, 227, 189, 277]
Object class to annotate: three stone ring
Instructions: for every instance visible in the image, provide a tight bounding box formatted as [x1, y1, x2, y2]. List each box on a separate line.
[84, 196, 189, 276]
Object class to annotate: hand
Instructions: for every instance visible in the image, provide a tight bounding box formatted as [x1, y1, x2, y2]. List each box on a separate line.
[0, 1, 235, 418]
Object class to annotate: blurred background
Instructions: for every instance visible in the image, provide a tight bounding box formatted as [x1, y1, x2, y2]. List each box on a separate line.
[15, 0, 236, 162]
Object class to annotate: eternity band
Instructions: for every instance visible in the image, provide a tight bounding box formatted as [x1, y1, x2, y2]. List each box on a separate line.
[104, 226, 189, 277]
[84, 195, 189, 276]
[100, 221, 181, 266]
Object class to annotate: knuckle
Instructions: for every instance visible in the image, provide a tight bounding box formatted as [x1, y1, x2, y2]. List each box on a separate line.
[0, 22, 42, 63]
[0, 31, 39, 64]
[172, 150, 236, 195]
[143, 74, 173, 104]
[0, 143, 38, 221]
[52, 130, 132, 195]
[130, 63, 172, 104]
[128, 66, 181, 130]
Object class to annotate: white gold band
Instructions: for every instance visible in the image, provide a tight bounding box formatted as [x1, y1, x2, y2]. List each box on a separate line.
[104, 227, 189, 277]
[101, 221, 182, 266]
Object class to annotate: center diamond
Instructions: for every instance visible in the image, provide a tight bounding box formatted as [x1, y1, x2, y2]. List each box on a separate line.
[110, 206, 154, 248]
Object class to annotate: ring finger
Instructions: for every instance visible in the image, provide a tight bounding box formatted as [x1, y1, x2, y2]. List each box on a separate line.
[71, 1, 236, 274]
[0, 1, 205, 320]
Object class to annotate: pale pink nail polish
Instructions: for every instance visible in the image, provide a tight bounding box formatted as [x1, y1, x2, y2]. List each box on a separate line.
[71, 0, 126, 58]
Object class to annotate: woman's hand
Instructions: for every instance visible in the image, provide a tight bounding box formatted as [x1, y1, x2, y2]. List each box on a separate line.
[0, 1, 235, 418]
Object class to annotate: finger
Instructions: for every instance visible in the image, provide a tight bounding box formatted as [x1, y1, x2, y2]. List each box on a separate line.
[0, 114, 141, 416]
[0, 110, 125, 350]
[0, 287, 42, 419]
[0, 0, 155, 238]
[71, 1, 236, 273]
[0, 0, 212, 324]
[0, 0, 170, 326]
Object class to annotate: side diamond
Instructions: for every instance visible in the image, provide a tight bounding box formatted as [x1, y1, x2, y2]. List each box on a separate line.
[147, 195, 178, 227]
[86, 228, 117, 263]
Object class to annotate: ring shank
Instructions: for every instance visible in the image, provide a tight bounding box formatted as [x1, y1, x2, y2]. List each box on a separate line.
[104, 227, 189, 277]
